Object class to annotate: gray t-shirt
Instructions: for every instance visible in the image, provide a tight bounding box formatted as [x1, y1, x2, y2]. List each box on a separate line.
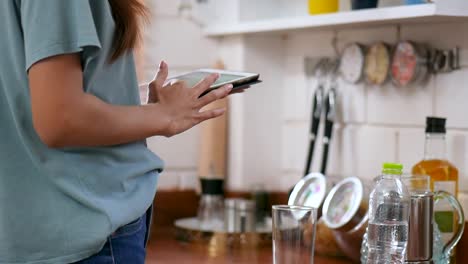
[0, 1, 164, 263]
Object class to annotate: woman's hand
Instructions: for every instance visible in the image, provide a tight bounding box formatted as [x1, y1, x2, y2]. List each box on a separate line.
[148, 61, 233, 137]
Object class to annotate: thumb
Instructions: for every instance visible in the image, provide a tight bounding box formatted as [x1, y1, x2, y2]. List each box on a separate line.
[152, 60, 169, 89]
[148, 61, 168, 103]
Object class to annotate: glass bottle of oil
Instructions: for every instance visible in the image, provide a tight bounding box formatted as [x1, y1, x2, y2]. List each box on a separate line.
[412, 117, 458, 262]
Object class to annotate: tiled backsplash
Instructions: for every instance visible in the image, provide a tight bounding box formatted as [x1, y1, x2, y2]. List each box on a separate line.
[143, 1, 468, 213]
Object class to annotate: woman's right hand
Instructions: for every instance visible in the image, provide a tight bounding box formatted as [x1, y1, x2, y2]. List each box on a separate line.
[149, 61, 233, 138]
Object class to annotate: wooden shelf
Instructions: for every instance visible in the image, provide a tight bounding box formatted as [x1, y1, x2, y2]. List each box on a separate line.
[204, 3, 468, 37]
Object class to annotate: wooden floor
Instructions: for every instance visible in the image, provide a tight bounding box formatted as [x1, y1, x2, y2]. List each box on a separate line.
[145, 230, 351, 264]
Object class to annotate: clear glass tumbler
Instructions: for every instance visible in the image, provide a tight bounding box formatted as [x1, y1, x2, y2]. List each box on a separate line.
[272, 205, 318, 264]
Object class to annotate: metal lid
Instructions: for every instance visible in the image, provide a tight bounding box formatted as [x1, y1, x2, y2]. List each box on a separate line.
[235, 199, 256, 211]
[288, 172, 327, 209]
[322, 177, 364, 230]
[340, 43, 365, 84]
[225, 198, 243, 208]
[391, 41, 428, 87]
[364, 42, 390, 85]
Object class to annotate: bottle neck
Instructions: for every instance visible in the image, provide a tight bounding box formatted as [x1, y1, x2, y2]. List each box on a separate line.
[424, 133, 447, 160]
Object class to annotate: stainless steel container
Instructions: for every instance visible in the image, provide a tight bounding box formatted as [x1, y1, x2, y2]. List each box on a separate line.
[235, 199, 256, 233]
[224, 198, 256, 233]
[406, 192, 434, 264]
[224, 198, 239, 233]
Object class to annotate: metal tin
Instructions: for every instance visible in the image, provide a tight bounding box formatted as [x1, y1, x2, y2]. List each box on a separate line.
[235, 200, 256, 233]
[224, 199, 256, 233]
[406, 192, 434, 262]
[288, 172, 327, 218]
[340, 43, 365, 84]
[365, 42, 391, 86]
[391, 41, 429, 87]
[224, 198, 241, 233]
[322, 177, 365, 232]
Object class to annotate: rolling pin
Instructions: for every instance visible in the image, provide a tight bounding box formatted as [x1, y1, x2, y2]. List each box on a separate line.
[197, 60, 228, 195]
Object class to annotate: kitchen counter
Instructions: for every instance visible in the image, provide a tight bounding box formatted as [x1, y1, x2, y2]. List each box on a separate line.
[145, 229, 350, 264]
[149, 191, 468, 264]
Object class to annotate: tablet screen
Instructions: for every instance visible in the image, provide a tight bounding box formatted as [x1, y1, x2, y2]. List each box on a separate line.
[169, 71, 248, 88]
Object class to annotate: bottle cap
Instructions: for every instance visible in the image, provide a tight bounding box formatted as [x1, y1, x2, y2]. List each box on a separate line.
[382, 163, 403, 175]
[200, 179, 224, 195]
[426, 116, 446, 134]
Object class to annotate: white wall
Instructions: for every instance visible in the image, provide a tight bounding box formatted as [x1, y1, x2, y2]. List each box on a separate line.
[143, 1, 468, 214]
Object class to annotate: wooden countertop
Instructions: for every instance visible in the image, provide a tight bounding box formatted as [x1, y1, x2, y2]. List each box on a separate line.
[145, 229, 351, 264]
[149, 191, 468, 264]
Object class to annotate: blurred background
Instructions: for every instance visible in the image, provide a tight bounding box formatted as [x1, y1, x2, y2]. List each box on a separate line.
[139, 0, 468, 204]
[139, 0, 468, 263]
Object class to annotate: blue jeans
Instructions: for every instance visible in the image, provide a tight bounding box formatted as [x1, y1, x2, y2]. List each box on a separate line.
[73, 207, 152, 264]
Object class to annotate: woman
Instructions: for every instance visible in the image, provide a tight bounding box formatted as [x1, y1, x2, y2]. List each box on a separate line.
[0, 1, 232, 263]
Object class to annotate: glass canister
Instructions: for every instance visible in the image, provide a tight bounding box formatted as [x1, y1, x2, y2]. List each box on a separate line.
[322, 177, 369, 263]
[308, 0, 339, 15]
[289, 173, 344, 257]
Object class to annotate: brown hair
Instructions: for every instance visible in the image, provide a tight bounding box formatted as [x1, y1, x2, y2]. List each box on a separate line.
[108, 0, 149, 61]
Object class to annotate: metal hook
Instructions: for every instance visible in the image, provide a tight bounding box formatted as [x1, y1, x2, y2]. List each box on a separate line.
[332, 31, 340, 57]
[396, 24, 402, 42]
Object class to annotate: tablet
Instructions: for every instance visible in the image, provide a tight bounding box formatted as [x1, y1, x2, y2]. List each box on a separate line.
[167, 69, 261, 96]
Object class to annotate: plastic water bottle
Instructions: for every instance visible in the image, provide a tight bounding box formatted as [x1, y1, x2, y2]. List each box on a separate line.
[366, 163, 410, 264]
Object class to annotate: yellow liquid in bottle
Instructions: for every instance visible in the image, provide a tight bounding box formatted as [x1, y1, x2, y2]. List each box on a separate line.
[412, 159, 458, 196]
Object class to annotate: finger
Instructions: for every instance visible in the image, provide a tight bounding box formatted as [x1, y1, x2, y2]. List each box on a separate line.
[229, 89, 246, 95]
[168, 79, 187, 87]
[197, 84, 232, 108]
[195, 108, 226, 124]
[152, 61, 169, 89]
[193, 73, 220, 96]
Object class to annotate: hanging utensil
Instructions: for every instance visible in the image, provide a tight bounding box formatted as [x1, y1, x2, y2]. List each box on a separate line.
[320, 59, 339, 175]
[303, 58, 326, 177]
[321, 87, 337, 175]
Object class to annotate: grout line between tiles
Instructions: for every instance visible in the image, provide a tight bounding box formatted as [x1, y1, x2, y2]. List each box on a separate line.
[283, 120, 468, 132]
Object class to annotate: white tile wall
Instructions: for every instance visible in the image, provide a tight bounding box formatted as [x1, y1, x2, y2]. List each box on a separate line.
[282, 55, 309, 121]
[397, 128, 426, 171]
[144, 2, 468, 212]
[281, 122, 308, 173]
[336, 78, 367, 124]
[328, 125, 360, 177]
[448, 131, 468, 192]
[435, 70, 468, 129]
[146, 0, 181, 16]
[354, 126, 399, 180]
[367, 80, 435, 126]
[142, 17, 218, 81]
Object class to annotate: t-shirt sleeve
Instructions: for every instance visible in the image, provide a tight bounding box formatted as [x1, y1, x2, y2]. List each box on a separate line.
[20, 0, 102, 71]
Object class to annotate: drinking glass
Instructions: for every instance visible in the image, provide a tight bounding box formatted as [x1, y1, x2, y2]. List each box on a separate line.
[272, 205, 318, 264]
